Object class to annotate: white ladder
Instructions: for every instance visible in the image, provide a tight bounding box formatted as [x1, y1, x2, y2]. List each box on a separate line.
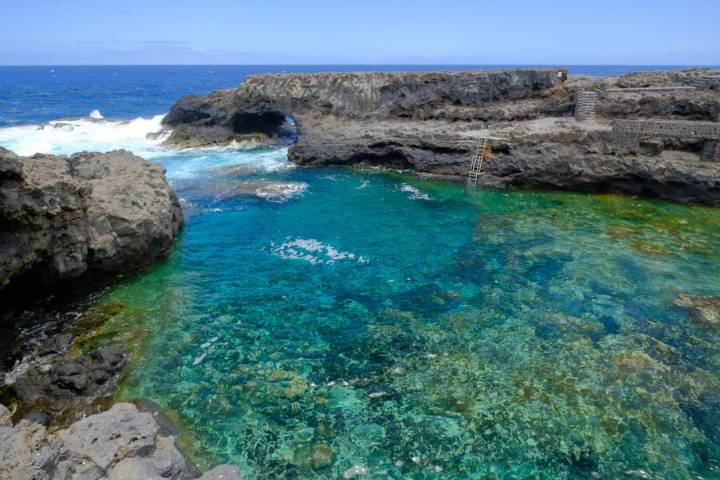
[467, 128, 489, 187]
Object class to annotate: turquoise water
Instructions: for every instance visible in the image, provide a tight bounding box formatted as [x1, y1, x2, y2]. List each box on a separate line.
[79, 146, 720, 479]
[1, 65, 719, 479]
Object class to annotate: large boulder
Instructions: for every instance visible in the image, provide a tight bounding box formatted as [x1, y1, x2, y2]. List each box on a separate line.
[0, 148, 183, 292]
[0, 402, 242, 480]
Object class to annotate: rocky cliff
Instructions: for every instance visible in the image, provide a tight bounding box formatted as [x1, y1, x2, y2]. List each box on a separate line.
[162, 68, 568, 147]
[163, 68, 720, 206]
[0, 148, 183, 294]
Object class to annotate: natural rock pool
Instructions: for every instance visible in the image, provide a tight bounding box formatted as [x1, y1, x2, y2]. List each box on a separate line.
[71, 145, 720, 479]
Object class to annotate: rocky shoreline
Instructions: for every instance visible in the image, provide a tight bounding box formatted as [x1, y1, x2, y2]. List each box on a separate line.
[163, 67, 720, 206]
[0, 148, 240, 478]
[1, 67, 719, 479]
[0, 401, 241, 479]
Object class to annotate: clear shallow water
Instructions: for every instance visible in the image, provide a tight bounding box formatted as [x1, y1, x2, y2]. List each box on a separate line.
[1, 65, 720, 479]
[89, 166, 720, 479]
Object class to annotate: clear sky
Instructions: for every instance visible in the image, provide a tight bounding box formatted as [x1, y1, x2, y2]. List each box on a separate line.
[1, 0, 718, 66]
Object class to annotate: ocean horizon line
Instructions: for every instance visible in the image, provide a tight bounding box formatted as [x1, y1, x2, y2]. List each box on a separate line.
[1, 63, 718, 68]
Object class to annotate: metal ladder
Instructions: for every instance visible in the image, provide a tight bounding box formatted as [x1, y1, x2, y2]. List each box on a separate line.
[467, 128, 489, 187]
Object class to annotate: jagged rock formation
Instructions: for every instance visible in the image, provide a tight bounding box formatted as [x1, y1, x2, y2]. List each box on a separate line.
[162, 68, 568, 147]
[0, 148, 183, 293]
[163, 68, 720, 206]
[7, 346, 126, 426]
[0, 402, 242, 480]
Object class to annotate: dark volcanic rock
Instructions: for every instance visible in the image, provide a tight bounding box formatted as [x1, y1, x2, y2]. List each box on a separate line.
[9, 346, 127, 425]
[50, 346, 125, 395]
[163, 68, 720, 206]
[0, 148, 183, 293]
[481, 151, 720, 206]
[162, 69, 568, 147]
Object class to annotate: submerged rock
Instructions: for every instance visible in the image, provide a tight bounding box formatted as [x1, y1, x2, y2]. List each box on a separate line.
[198, 465, 242, 480]
[0, 402, 242, 480]
[0, 147, 183, 293]
[310, 443, 334, 469]
[674, 294, 720, 331]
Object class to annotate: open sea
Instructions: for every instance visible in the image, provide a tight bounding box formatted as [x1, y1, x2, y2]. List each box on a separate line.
[1, 65, 720, 479]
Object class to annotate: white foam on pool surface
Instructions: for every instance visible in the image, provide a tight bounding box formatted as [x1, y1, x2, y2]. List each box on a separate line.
[269, 238, 368, 265]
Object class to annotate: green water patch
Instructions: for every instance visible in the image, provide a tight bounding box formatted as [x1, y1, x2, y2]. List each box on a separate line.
[86, 167, 720, 479]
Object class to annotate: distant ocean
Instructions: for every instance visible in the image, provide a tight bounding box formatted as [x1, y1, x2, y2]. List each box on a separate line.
[0, 65, 713, 126]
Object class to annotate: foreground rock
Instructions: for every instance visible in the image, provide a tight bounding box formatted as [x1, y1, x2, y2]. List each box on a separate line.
[164, 68, 720, 206]
[7, 346, 126, 426]
[0, 148, 183, 292]
[0, 402, 241, 480]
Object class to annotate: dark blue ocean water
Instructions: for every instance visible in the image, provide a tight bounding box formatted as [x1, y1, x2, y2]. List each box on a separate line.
[2, 65, 720, 479]
[0, 65, 710, 126]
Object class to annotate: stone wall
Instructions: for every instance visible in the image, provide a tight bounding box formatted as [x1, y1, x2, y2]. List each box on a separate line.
[611, 119, 720, 161]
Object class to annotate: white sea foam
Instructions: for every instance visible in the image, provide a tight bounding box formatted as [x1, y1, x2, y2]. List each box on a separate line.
[270, 238, 368, 265]
[163, 147, 292, 181]
[253, 181, 308, 202]
[0, 114, 294, 186]
[400, 183, 432, 201]
[0, 114, 169, 157]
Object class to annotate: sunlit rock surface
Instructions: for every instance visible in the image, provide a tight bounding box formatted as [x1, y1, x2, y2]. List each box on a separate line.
[0, 402, 242, 480]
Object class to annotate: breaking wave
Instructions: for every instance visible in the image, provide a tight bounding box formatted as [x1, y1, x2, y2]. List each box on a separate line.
[0, 114, 293, 184]
[0, 114, 169, 158]
[0, 113, 297, 217]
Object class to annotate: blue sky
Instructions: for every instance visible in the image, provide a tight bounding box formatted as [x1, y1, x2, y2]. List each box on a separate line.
[1, 0, 718, 65]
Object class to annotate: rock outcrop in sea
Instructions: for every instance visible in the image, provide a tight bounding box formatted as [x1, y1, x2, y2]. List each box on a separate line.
[0, 148, 184, 293]
[164, 68, 720, 206]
